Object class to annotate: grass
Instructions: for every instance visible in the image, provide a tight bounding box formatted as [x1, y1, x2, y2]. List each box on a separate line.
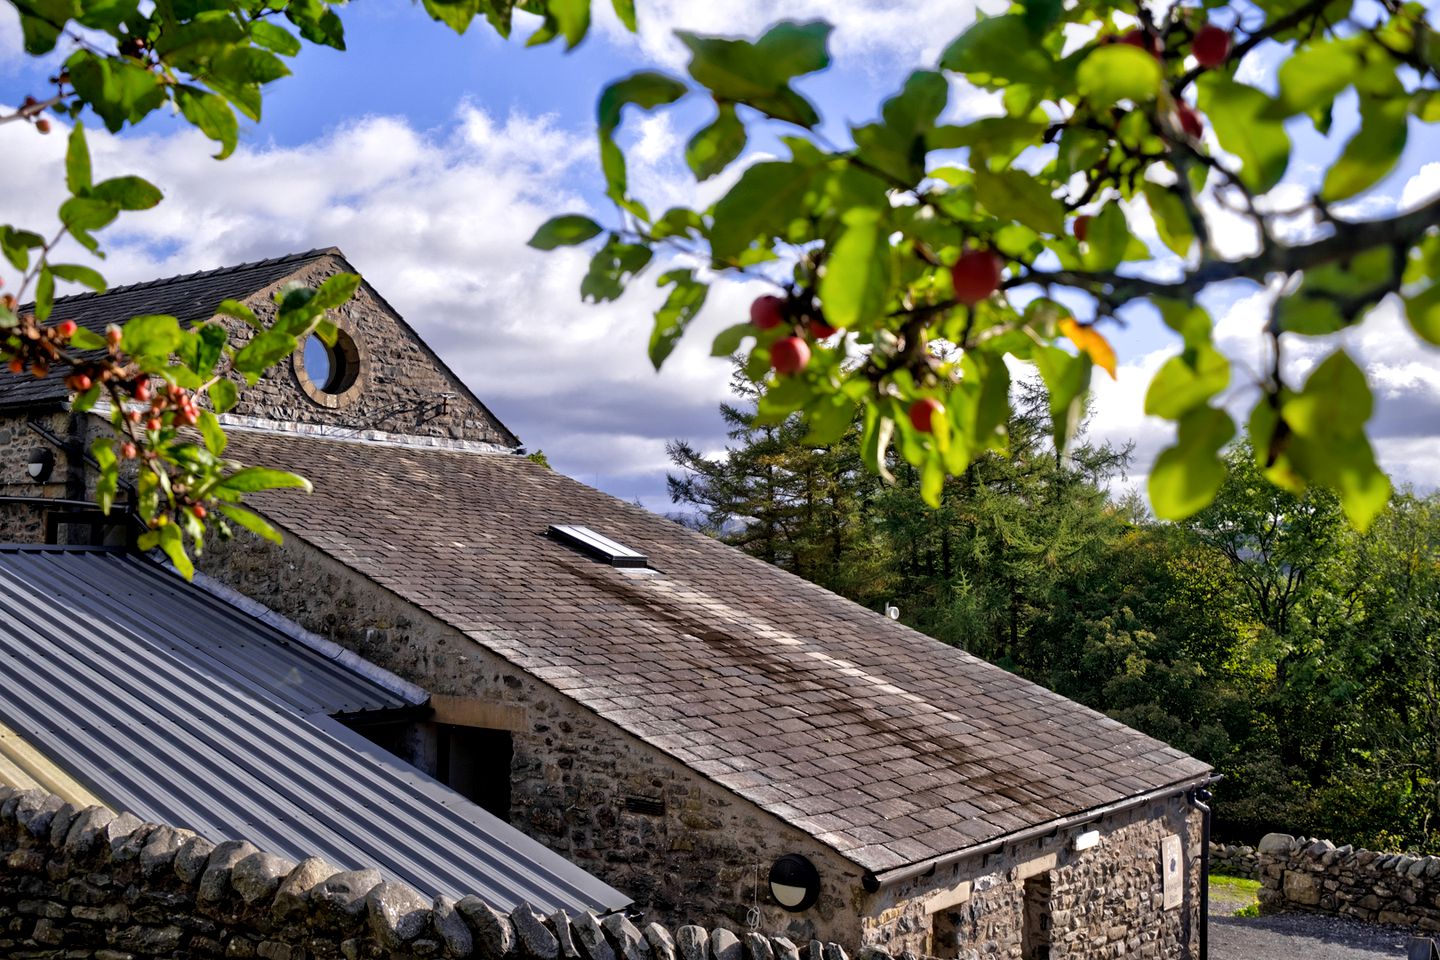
[1209, 873, 1262, 917]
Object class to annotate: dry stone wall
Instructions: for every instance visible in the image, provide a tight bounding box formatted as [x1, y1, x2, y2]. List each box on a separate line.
[1258, 833, 1440, 930]
[1208, 843, 1259, 880]
[0, 784, 896, 960]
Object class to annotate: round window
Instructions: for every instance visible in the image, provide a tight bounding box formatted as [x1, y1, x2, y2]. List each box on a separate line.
[295, 326, 362, 407]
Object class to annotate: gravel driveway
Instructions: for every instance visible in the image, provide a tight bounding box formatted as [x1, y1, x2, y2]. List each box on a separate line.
[1211, 908, 1420, 959]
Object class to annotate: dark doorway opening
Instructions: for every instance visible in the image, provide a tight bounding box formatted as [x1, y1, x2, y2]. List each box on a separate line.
[438, 724, 513, 822]
[1022, 873, 1053, 960]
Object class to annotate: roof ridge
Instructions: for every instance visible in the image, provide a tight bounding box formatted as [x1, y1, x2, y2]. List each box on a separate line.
[40, 246, 342, 309]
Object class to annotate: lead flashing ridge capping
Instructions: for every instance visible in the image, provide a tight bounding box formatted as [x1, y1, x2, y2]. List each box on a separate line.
[213, 413, 521, 455]
[859, 771, 1218, 892]
[180, 563, 430, 708]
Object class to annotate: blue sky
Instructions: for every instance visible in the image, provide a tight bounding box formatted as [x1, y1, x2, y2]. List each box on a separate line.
[2, 0, 1438, 509]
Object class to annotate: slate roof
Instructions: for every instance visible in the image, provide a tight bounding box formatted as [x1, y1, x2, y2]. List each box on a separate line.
[0, 545, 632, 913]
[220, 428, 1213, 879]
[0, 249, 335, 410]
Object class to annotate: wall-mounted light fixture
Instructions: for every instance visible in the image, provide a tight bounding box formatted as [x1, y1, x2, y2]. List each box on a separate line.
[768, 854, 821, 912]
[27, 448, 54, 483]
[1074, 829, 1101, 852]
[885, 604, 900, 620]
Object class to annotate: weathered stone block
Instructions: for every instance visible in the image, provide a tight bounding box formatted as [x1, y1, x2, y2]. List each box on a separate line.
[566, 912, 614, 960]
[512, 903, 559, 960]
[368, 880, 433, 949]
[175, 836, 219, 885]
[311, 868, 383, 928]
[768, 937, 799, 960]
[601, 913, 648, 960]
[62, 807, 115, 858]
[272, 856, 337, 921]
[709, 929, 741, 960]
[456, 896, 516, 960]
[742, 932, 772, 960]
[643, 922, 675, 960]
[1283, 870, 1321, 907]
[232, 852, 296, 905]
[433, 895, 473, 959]
[675, 925, 708, 960]
[198, 840, 260, 903]
[1258, 834, 1296, 855]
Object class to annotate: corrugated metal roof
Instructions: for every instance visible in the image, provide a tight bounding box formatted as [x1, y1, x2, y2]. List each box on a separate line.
[0, 545, 631, 914]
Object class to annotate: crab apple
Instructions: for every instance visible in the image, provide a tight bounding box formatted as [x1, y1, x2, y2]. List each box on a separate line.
[1176, 103, 1205, 140]
[120, 442, 137, 459]
[8, 357, 23, 374]
[55, 320, 77, 339]
[145, 417, 161, 432]
[1121, 29, 1164, 59]
[35, 118, 50, 134]
[66, 373, 92, 391]
[951, 249, 1004, 307]
[191, 503, 207, 520]
[106, 325, 122, 348]
[132, 379, 151, 402]
[808, 318, 839, 339]
[1074, 215, 1092, 244]
[770, 336, 811, 375]
[750, 295, 787, 330]
[908, 398, 945, 434]
[1192, 25, 1230, 68]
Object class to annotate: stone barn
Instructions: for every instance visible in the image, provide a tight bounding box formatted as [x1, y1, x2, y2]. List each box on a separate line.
[0, 248, 1215, 959]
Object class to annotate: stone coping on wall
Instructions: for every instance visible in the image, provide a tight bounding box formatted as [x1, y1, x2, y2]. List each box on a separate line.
[1207, 842, 1259, 880]
[1257, 832, 1440, 931]
[0, 784, 926, 960]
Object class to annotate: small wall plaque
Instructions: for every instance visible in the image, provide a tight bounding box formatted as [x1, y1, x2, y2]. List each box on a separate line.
[1162, 834, 1183, 909]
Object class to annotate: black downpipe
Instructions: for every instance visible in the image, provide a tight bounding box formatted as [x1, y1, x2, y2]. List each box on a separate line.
[1188, 787, 1214, 960]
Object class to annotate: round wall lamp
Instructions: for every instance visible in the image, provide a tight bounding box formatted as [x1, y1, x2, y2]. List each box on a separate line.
[768, 853, 821, 912]
[27, 448, 54, 483]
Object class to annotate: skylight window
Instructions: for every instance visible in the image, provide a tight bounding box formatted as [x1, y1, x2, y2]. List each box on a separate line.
[548, 525, 647, 568]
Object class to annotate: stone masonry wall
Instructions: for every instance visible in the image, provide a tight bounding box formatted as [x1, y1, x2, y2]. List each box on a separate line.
[218, 255, 516, 447]
[864, 795, 1203, 959]
[0, 783, 893, 960]
[1208, 843, 1258, 881]
[1258, 833, 1440, 930]
[0, 410, 84, 543]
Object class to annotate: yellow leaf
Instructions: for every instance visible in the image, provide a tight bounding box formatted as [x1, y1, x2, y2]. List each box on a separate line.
[1059, 318, 1117, 379]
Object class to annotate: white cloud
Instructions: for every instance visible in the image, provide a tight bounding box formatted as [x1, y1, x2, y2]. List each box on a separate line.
[592, 0, 1002, 74]
[1401, 162, 1440, 213]
[0, 103, 761, 506]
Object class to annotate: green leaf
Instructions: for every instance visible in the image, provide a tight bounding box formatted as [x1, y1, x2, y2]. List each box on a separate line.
[1271, 40, 1360, 117]
[1144, 343, 1229, 419]
[1197, 75, 1291, 194]
[90, 175, 162, 210]
[176, 86, 239, 159]
[1148, 406, 1235, 520]
[710, 161, 819, 260]
[610, 0, 636, 31]
[153, 522, 194, 580]
[284, 0, 346, 49]
[1079, 202, 1130, 272]
[65, 52, 167, 131]
[1076, 45, 1163, 107]
[233, 329, 298, 380]
[940, 15, 1057, 87]
[1021, 0, 1062, 36]
[529, 215, 605, 250]
[1275, 296, 1346, 336]
[0, 227, 44, 271]
[649, 269, 708, 370]
[58, 196, 119, 233]
[1322, 93, 1409, 201]
[1142, 181, 1196, 258]
[818, 206, 889, 329]
[217, 503, 283, 543]
[49, 263, 105, 291]
[209, 378, 239, 414]
[65, 121, 90, 195]
[197, 409, 227, 455]
[35, 267, 54, 322]
[1283, 349, 1371, 438]
[219, 466, 313, 494]
[548, 0, 590, 48]
[309, 272, 361, 311]
[122, 314, 183, 358]
[69, 326, 107, 350]
[250, 21, 301, 56]
[851, 70, 950, 183]
[678, 20, 830, 127]
[420, 0, 479, 33]
[596, 71, 687, 206]
[686, 103, 746, 181]
[972, 165, 1064, 235]
[579, 234, 652, 302]
[91, 436, 117, 515]
[216, 299, 258, 327]
[710, 322, 751, 357]
[1034, 345, 1091, 454]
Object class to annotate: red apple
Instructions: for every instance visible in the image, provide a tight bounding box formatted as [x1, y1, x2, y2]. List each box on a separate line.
[1121, 28, 1164, 59]
[1192, 25, 1230, 68]
[191, 503, 207, 519]
[951, 249, 1004, 307]
[1176, 103, 1204, 140]
[750, 295, 787, 330]
[770, 336, 811, 375]
[55, 320, 77, 339]
[808, 318, 838, 339]
[909, 398, 944, 434]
